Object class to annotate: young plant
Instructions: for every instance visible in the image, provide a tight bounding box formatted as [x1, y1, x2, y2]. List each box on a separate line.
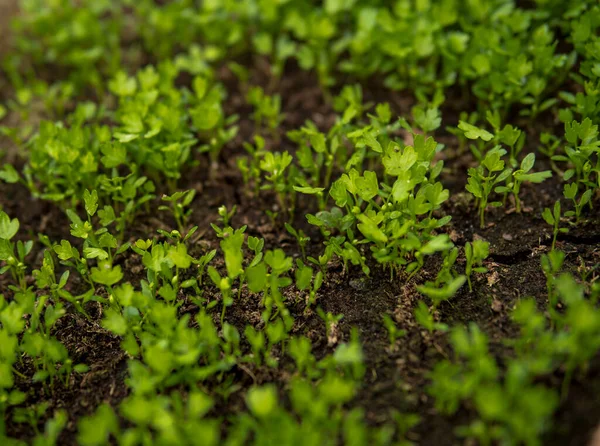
[246, 86, 284, 139]
[208, 226, 245, 324]
[259, 151, 296, 218]
[159, 189, 196, 233]
[0, 211, 32, 290]
[495, 153, 552, 213]
[540, 250, 565, 310]
[285, 223, 310, 260]
[466, 147, 513, 228]
[417, 247, 467, 306]
[316, 307, 344, 346]
[295, 259, 323, 307]
[542, 201, 569, 251]
[381, 314, 407, 348]
[414, 301, 448, 333]
[553, 118, 599, 189]
[562, 183, 592, 223]
[465, 240, 490, 292]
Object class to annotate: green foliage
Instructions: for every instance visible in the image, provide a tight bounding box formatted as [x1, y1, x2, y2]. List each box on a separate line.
[0, 1, 598, 445]
[429, 323, 559, 446]
[10, 0, 123, 92]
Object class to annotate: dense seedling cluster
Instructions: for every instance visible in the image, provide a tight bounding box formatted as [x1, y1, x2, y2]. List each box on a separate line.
[0, 1, 600, 445]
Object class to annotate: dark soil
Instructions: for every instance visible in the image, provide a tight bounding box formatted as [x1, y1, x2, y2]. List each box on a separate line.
[1, 21, 600, 446]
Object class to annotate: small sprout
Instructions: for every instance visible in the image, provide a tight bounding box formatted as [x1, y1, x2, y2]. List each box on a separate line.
[317, 307, 344, 346]
[285, 222, 310, 260]
[542, 201, 568, 251]
[465, 240, 490, 292]
[495, 153, 552, 213]
[563, 183, 592, 223]
[160, 190, 196, 233]
[382, 314, 406, 348]
[218, 205, 237, 227]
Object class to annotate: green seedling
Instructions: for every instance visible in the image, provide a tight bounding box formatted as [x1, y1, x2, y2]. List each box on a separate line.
[285, 223, 310, 260]
[542, 201, 569, 251]
[563, 183, 592, 223]
[540, 250, 565, 309]
[382, 314, 406, 348]
[218, 205, 237, 227]
[466, 147, 513, 228]
[159, 190, 196, 233]
[414, 301, 448, 333]
[247, 86, 284, 139]
[0, 211, 32, 290]
[465, 240, 490, 292]
[316, 308, 344, 346]
[495, 153, 552, 213]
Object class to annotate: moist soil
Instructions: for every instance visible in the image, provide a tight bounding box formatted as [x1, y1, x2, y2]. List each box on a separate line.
[1, 30, 600, 446]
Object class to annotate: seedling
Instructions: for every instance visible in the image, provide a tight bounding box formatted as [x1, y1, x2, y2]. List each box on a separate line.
[317, 308, 344, 346]
[285, 223, 310, 260]
[0, 211, 32, 290]
[563, 183, 592, 223]
[466, 147, 513, 228]
[218, 205, 237, 227]
[159, 190, 196, 233]
[495, 153, 552, 213]
[465, 240, 490, 292]
[246, 87, 284, 139]
[542, 201, 569, 251]
[382, 314, 407, 348]
[414, 301, 448, 333]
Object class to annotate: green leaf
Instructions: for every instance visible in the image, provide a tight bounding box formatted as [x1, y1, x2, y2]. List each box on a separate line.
[54, 240, 78, 261]
[357, 214, 387, 244]
[83, 248, 109, 260]
[221, 230, 245, 279]
[421, 235, 454, 255]
[77, 404, 119, 446]
[0, 164, 20, 183]
[108, 71, 136, 97]
[330, 179, 349, 207]
[0, 211, 19, 240]
[563, 183, 578, 200]
[101, 143, 127, 168]
[247, 262, 267, 293]
[383, 146, 418, 175]
[458, 121, 493, 141]
[542, 207, 555, 225]
[293, 186, 324, 195]
[102, 308, 128, 335]
[83, 189, 98, 217]
[168, 243, 192, 269]
[520, 153, 536, 173]
[417, 275, 466, 303]
[355, 171, 379, 201]
[90, 262, 123, 286]
[246, 385, 278, 418]
[516, 170, 552, 183]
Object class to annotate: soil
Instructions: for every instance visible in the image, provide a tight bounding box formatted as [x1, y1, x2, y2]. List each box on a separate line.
[1, 14, 600, 446]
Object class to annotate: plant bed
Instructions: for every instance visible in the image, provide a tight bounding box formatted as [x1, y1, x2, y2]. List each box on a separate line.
[1, 1, 600, 445]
